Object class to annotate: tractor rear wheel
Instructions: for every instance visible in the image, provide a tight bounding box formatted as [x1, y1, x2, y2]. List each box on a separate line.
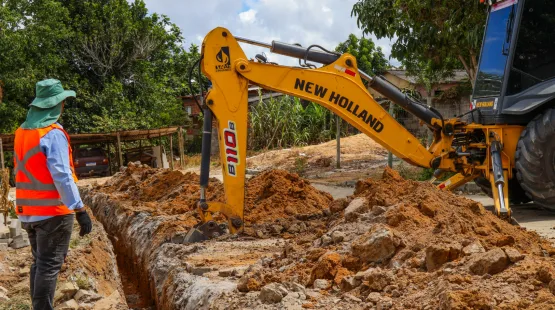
[515, 108, 555, 210]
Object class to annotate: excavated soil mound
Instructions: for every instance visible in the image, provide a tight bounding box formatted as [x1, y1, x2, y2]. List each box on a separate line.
[230, 168, 555, 309]
[245, 169, 333, 224]
[98, 163, 332, 233]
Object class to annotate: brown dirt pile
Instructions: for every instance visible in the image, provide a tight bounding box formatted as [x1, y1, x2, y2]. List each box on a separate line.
[238, 168, 555, 309]
[97, 163, 332, 236]
[246, 133, 387, 171]
[244, 169, 333, 224]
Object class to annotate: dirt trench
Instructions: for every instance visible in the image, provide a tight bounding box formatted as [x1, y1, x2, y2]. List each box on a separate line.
[81, 164, 555, 310]
[78, 164, 335, 309]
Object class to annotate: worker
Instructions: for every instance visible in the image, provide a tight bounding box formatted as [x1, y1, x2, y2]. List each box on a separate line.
[14, 79, 93, 310]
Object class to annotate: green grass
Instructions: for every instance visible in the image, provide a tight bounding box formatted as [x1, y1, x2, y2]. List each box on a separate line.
[0, 295, 32, 310]
[75, 275, 92, 290]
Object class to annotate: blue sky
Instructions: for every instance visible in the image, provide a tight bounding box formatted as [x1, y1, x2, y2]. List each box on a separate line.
[139, 0, 398, 67]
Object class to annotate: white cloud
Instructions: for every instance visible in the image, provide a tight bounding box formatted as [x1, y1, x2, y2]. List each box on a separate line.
[140, 0, 398, 67]
[239, 9, 257, 24]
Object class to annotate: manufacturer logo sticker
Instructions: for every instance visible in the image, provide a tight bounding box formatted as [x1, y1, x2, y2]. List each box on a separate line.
[215, 47, 231, 72]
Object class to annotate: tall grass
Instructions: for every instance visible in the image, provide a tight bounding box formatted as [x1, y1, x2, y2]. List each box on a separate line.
[248, 95, 344, 150]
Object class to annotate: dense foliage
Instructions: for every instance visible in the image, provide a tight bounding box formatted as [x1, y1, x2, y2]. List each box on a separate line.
[352, 0, 486, 86]
[335, 34, 389, 76]
[0, 0, 201, 134]
[249, 95, 351, 150]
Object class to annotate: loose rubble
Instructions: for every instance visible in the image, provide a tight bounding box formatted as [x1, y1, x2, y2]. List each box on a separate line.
[81, 164, 555, 309]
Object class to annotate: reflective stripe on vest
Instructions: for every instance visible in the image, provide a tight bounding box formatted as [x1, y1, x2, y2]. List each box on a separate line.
[14, 145, 58, 191]
[14, 124, 76, 216]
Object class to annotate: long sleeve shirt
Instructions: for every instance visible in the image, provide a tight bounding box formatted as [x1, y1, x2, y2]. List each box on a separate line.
[18, 124, 84, 222]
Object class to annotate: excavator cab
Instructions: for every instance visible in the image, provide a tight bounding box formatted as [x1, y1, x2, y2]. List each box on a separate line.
[473, 0, 555, 125]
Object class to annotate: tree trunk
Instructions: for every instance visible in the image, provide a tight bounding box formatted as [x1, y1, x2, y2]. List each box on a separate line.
[458, 55, 476, 89]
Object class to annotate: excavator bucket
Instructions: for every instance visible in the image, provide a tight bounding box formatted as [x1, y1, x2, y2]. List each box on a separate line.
[182, 220, 227, 243]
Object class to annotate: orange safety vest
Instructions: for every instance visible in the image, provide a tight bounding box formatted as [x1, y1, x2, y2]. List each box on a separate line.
[14, 124, 78, 216]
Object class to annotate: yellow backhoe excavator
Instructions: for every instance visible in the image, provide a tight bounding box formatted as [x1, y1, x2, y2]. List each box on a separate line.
[184, 0, 555, 242]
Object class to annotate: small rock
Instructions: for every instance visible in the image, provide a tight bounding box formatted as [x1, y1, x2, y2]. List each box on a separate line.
[504, 247, 524, 263]
[18, 267, 30, 276]
[425, 243, 462, 271]
[549, 280, 555, 296]
[0, 244, 7, 251]
[190, 266, 212, 276]
[259, 283, 288, 304]
[352, 225, 400, 263]
[256, 230, 265, 238]
[305, 289, 322, 299]
[372, 206, 387, 215]
[74, 290, 101, 303]
[468, 248, 509, 275]
[55, 299, 79, 309]
[462, 241, 485, 256]
[391, 289, 401, 298]
[537, 266, 554, 284]
[0, 290, 9, 302]
[343, 293, 362, 303]
[331, 231, 345, 244]
[288, 224, 301, 234]
[358, 268, 395, 291]
[377, 296, 393, 310]
[218, 269, 234, 277]
[419, 201, 441, 217]
[58, 282, 79, 298]
[366, 292, 381, 304]
[495, 235, 515, 247]
[271, 225, 283, 234]
[340, 276, 360, 291]
[313, 279, 330, 290]
[284, 282, 306, 294]
[344, 197, 369, 221]
[0, 286, 7, 294]
[321, 235, 332, 246]
[329, 198, 349, 214]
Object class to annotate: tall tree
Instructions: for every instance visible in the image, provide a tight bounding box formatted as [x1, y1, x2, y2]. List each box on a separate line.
[352, 0, 486, 87]
[0, 0, 200, 134]
[335, 34, 389, 75]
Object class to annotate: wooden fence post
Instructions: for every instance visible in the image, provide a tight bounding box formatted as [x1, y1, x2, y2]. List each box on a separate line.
[169, 134, 174, 170]
[178, 127, 185, 168]
[116, 132, 123, 168]
[0, 138, 4, 170]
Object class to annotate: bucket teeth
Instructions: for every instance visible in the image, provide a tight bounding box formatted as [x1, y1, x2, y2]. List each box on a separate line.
[182, 220, 226, 243]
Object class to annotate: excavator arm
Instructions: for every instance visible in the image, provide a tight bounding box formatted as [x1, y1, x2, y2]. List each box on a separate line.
[183, 27, 513, 242]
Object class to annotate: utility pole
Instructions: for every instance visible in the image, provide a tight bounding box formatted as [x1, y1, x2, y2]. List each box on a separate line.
[387, 103, 395, 168]
[336, 114, 341, 169]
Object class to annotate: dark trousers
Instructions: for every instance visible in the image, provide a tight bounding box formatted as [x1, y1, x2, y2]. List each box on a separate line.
[22, 214, 74, 310]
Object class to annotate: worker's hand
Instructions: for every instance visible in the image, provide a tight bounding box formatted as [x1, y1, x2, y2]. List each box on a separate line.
[75, 209, 93, 237]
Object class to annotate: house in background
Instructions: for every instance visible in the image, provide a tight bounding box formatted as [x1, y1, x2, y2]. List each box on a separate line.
[369, 69, 471, 137]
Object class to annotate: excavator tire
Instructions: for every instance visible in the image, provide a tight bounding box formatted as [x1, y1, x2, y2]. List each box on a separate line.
[474, 175, 531, 205]
[515, 108, 555, 210]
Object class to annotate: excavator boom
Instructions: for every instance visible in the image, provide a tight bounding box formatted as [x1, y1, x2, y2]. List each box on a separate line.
[184, 27, 518, 242]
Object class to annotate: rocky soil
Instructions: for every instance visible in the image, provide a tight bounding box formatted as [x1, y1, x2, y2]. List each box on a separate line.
[0, 216, 127, 309]
[81, 163, 555, 310]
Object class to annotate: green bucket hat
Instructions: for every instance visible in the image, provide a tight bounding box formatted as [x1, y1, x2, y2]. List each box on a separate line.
[21, 79, 76, 129]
